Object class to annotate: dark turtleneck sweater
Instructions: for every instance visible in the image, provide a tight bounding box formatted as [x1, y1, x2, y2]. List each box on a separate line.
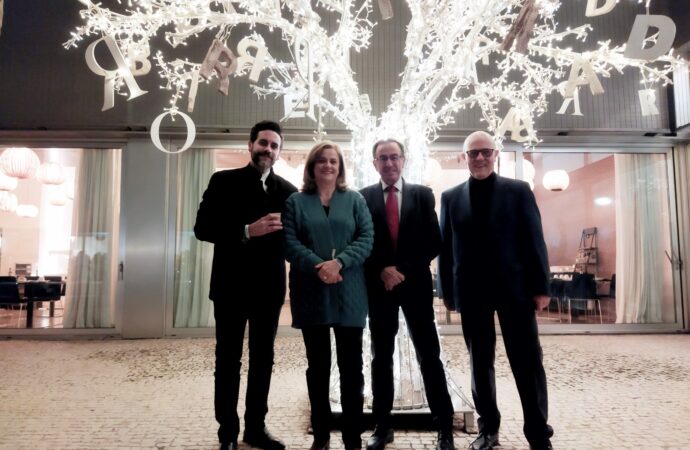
[469, 171, 497, 228]
[468, 172, 498, 292]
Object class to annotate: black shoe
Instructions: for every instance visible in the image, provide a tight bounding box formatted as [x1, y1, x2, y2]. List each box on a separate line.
[469, 431, 499, 450]
[366, 427, 394, 450]
[530, 442, 553, 450]
[219, 442, 238, 450]
[437, 429, 455, 450]
[243, 428, 286, 450]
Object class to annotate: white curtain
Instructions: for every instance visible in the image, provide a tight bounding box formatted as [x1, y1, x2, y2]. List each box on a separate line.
[63, 149, 120, 328]
[614, 154, 666, 323]
[173, 149, 215, 328]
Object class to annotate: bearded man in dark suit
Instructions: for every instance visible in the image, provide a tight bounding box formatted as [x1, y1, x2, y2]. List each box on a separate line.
[195, 120, 297, 450]
[438, 131, 553, 450]
[361, 139, 455, 450]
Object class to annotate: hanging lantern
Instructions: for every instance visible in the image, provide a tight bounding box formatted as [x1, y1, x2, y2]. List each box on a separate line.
[0, 147, 41, 179]
[542, 169, 570, 191]
[0, 171, 18, 191]
[0, 191, 18, 212]
[49, 190, 68, 206]
[37, 162, 66, 185]
[16, 204, 39, 218]
[523, 159, 536, 181]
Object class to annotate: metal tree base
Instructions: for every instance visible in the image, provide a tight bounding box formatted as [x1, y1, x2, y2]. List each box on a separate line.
[327, 311, 476, 433]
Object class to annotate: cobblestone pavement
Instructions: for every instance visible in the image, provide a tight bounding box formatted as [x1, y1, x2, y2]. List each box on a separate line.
[1, 334, 689, 450]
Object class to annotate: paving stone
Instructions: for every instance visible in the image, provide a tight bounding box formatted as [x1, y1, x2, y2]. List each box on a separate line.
[1, 335, 689, 449]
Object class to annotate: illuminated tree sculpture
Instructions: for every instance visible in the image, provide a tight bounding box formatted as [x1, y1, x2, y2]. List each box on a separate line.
[65, 0, 687, 184]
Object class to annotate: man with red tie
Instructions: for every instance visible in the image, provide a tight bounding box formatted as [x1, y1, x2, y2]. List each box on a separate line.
[361, 139, 455, 450]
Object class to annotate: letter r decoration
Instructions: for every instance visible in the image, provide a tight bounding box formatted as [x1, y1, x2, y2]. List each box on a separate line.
[84, 35, 148, 111]
[199, 39, 238, 95]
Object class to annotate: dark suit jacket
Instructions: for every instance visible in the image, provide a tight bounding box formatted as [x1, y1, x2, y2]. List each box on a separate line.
[438, 174, 549, 312]
[194, 164, 297, 302]
[361, 180, 441, 301]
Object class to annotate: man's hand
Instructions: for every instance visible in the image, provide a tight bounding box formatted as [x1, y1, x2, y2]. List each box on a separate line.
[248, 213, 282, 237]
[380, 266, 405, 291]
[315, 260, 343, 284]
[533, 295, 550, 311]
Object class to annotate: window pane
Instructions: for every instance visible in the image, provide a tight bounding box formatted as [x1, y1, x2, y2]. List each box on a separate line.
[532, 152, 676, 325]
[0, 148, 121, 329]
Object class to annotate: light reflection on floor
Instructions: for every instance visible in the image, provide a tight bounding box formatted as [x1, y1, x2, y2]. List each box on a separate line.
[0, 296, 617, 330]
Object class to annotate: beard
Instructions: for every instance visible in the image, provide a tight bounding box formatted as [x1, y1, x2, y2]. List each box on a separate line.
[251, 150, 274, 169]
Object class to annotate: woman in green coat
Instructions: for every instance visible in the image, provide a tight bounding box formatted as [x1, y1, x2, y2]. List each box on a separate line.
[284, 141, 374, 450]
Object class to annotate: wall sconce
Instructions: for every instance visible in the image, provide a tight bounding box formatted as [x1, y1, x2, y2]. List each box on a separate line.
[542, 169, 570, 191]
[16, 204, 39, 218]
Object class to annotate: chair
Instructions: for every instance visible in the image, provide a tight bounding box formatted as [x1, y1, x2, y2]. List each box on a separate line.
[42, 276, 66, 316]
[0, 276, 18, 282]
[545, 277, 566, 322]
[0, 281, 28, 327]
[24, 282, 63, 323]
[595, 273, 616, 323]
[564, 272, 601, 324]
[25, 276, 39, 281]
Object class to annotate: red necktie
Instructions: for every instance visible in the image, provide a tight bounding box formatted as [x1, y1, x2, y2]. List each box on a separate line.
[385, 186, 399, 250]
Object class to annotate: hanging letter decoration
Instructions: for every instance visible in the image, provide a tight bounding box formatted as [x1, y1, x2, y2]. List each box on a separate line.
[236, 37, 269, 82]
[126, 43, 152, 76]
[283, 39, 317, 121]
[150, 110, 197, 154]
[624, 15, 677, 61]
[638, 89, 660, 116]
[377, 0, 393, 20]
[585, 0, 616, 17]
[556, 86, 584, 116]
[85, 35, 148, 111]
[199, 39, 238, 95]
[501, 0, 539, 54]
[187, 70, 200, 113]
[496, 107, 534, 143]
[563, 57, 605, 97]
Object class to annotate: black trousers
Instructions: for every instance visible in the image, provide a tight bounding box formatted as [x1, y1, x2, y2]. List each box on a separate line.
[301, 326, 364, 449]
[368, 289, 454, 431]
[213, 297, 282, 444]
[461, 297, 552, 446]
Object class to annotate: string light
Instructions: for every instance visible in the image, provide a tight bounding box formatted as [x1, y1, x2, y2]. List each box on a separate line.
[64, 0, 687, 185]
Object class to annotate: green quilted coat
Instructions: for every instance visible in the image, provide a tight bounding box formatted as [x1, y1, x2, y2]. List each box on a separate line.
[284, 189, 374, 328]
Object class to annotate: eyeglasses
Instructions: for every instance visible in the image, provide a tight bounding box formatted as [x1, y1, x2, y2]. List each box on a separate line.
[375, 154, 403, 163]
[466, 148, 495, 159]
